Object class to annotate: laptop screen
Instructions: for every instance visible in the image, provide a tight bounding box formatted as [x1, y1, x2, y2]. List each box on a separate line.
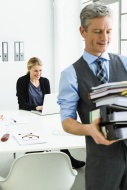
[31, 93, 60, 115]
[42, 93, 60, 115]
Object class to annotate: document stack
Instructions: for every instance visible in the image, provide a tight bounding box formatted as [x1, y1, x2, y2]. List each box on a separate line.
[89, 81, 127, 140]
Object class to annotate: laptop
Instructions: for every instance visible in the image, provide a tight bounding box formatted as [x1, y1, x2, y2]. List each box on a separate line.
[31, 93, 60, 116]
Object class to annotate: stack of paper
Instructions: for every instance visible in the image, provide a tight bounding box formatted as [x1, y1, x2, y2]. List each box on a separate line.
[94, 95, 127, 107]
[89, 81, 127, 100]
[108, 111, 127, 122]
[90, 104, 127, 123]
[115, 125, 127, 139]
[101, 122, 127, 140]
[89, 81, 127, 140]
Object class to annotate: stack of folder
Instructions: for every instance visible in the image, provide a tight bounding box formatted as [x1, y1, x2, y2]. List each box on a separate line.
[89, 81, 127, 140]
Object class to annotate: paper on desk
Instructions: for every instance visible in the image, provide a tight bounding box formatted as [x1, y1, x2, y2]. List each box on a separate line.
[0, 116, 29, 126]
[13, 133, 47, 145]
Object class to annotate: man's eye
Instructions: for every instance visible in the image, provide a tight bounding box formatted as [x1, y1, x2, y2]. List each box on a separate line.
[94, 31, 100, 33]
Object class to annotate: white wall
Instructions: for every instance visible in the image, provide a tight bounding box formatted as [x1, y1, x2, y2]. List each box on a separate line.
[0, 0, 54, 109]
[54, 0, 82, 91]
[0, 0, 83, 110]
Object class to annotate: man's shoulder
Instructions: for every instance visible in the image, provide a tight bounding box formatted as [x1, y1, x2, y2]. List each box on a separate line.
[62, 64, 75, 75]
[118, 55, 127, 67]
[118, 54, 127, 60]
[109, 53, 127, 64]
[109, 53, 127, 59]
[73, 56, 84, 65]
[63, 56, 83, 72]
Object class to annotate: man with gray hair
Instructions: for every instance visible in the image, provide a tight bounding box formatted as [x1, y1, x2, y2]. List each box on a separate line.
[58, 2, 127, 190]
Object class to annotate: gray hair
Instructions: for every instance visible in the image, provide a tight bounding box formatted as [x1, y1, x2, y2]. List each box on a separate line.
[80, 2, 113, 31]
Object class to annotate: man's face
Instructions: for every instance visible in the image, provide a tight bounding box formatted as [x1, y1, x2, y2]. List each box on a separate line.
[80, 16, 113, 57]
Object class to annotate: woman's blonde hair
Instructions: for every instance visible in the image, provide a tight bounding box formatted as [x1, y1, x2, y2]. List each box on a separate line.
[27, 57, 42, 74]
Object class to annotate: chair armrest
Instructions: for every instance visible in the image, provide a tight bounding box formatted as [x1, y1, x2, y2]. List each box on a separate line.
[72, 169, 78, 176]
[0, 176, 5, 181]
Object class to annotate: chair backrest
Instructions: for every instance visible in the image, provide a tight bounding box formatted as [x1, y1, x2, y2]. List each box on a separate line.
[0, 152, 77, 190]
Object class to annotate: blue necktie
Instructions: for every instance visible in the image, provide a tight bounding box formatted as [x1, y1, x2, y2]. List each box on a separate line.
[96, 59, 108, 84]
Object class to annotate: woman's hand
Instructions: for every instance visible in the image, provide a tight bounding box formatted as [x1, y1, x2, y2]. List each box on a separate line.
[36, 106, 43, 111]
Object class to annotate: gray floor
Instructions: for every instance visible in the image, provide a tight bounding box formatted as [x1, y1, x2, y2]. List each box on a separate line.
[0, 148, 86, 190]
[71, 166, 85, 190]
[70, 148, 86, 190]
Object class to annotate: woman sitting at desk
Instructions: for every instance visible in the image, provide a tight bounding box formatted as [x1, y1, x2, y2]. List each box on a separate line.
[16, 57, 85, 169]
[16, 57, 50, 111]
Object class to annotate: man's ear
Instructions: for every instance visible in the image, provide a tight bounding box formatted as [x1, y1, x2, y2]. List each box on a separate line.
[79, 26, 86, 39]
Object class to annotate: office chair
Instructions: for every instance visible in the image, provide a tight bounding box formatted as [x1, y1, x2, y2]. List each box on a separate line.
[0, 152, 78, 190]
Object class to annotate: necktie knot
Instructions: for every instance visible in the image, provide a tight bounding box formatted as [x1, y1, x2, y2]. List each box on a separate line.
[96, 59, 102, 67]
[95, 58, 108, 84]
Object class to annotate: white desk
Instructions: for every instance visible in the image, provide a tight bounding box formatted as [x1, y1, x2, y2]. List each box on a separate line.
[0, 110, 85, 153]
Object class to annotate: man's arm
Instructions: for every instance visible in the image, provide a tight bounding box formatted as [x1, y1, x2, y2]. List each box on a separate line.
[62, 117, 116, 145]
[58, 65, 116, 146]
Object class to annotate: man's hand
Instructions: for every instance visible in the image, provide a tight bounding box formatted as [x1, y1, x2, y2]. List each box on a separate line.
[62, 117, 117, 145]
[88, 118, 117, 145]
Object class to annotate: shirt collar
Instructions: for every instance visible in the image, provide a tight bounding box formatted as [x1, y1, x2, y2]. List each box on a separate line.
[82, 50, 110, 66]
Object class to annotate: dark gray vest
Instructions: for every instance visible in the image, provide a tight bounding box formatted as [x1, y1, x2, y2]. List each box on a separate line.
[73, 53, 127, 157]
